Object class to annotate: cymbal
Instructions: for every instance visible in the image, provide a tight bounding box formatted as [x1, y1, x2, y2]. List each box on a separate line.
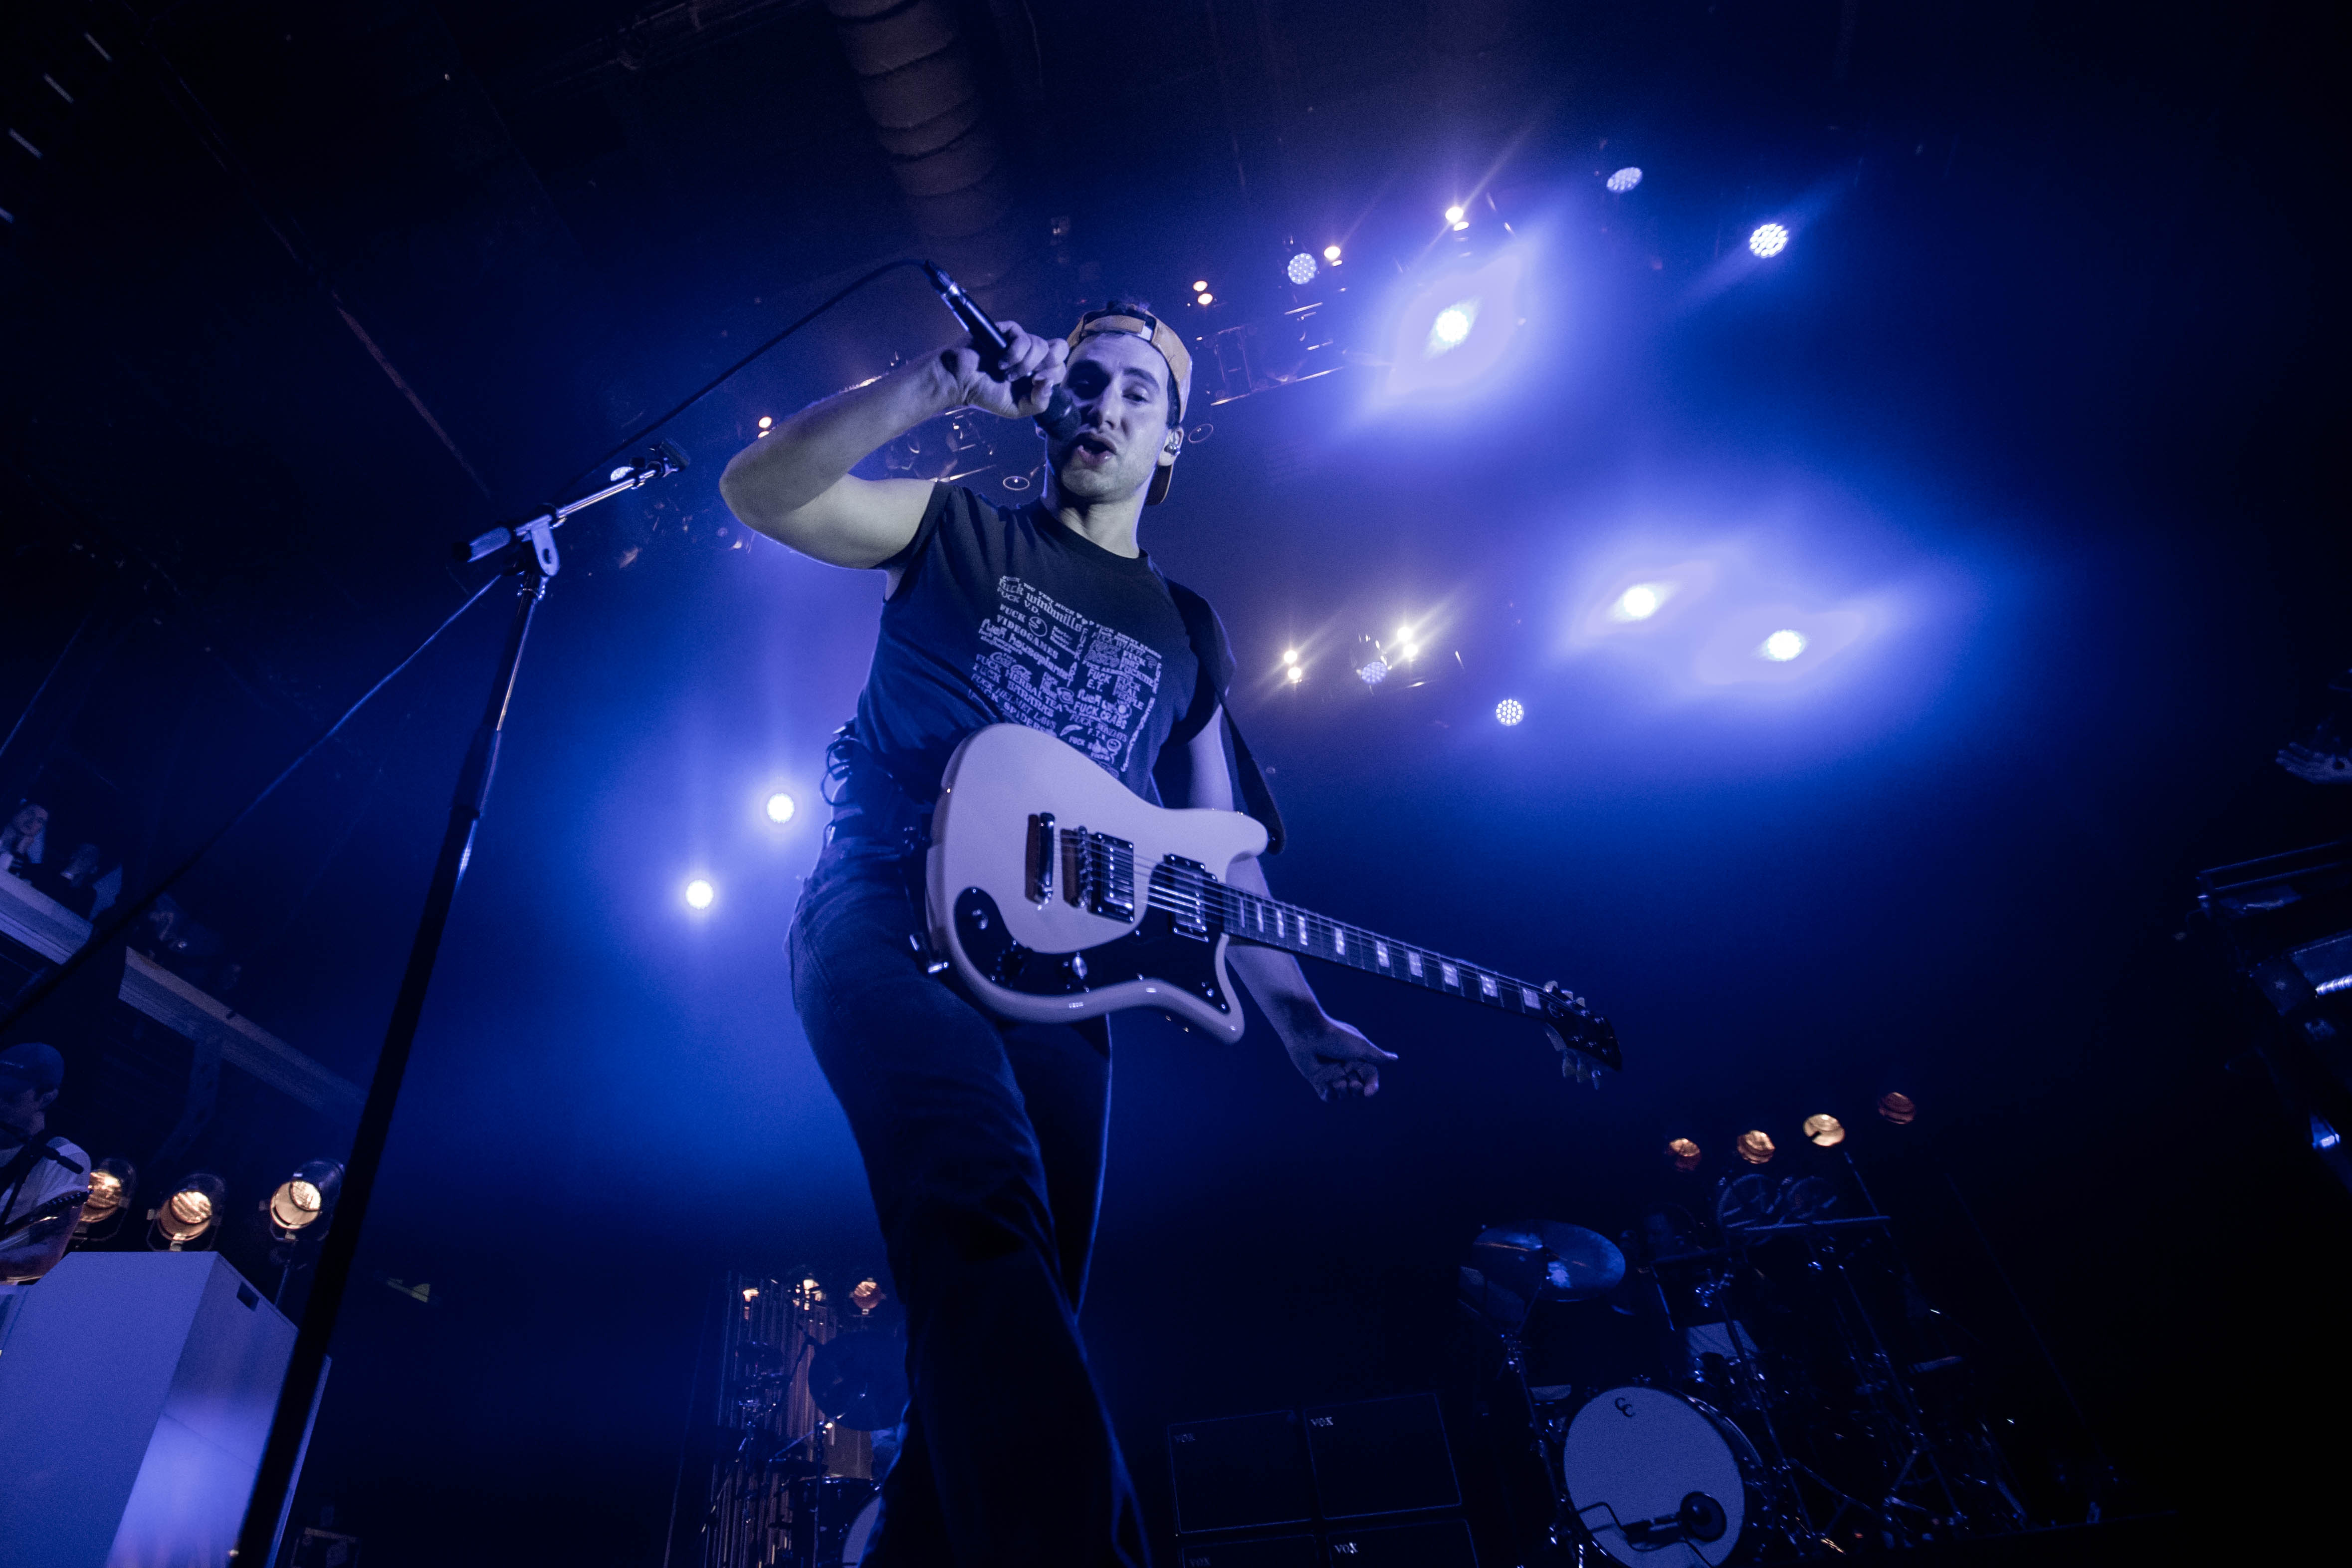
[809, 1331, 908, 1431]
[1463, 1222, 1627, 1322]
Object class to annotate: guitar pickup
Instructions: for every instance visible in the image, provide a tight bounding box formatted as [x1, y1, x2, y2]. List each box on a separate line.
[1157, 855, 1212, 939]
[1026, 813, 1056, 904]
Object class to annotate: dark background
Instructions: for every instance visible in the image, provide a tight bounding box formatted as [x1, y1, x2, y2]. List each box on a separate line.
[3, 0, 2347, 1561]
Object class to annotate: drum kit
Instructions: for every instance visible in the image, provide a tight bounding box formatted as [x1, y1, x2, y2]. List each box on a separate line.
[704, 1274, 903, 1568]
[1463, 1172, 2031, 1563]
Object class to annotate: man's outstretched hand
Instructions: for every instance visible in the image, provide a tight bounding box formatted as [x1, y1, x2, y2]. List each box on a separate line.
[1280, 1012, 1398, 1102]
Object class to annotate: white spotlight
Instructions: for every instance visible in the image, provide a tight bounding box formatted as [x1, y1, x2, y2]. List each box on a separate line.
[1322, 244, 1342, 262]
[1282, 648, 1299, 665]
[765, 792, 797, 824]
[1759, 629, 1807, 662]
[1195, 291, 1215, 305]
[1444, 204, 1466, 225]
[1495, 698, 1525, 727]
[1402, 642, 1421, 661]
[1606, 167, 1643, 193]
[1285, 666, 1305, 685]
[1286, 252, 1318, 285]
[1426, 299, 1481, 355]
[684, 878, 715, 910]
[1610, 583, 1671, 623]
[1748, 222, 1790, 258]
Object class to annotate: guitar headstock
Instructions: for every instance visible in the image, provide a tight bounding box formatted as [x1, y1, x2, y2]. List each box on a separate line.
[1540, 981, 1622, 1078]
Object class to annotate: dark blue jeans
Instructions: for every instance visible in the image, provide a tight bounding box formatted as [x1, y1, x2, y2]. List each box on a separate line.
[788, 834, 1151, 1568]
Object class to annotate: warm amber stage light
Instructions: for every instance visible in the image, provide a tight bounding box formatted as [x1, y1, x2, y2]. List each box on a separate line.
[1736, 1130, 1776, 1165]
[1802, 1113, 1847, 1148]
[1877, 1091, 1917, 1125]
[1666, 1137, 1702, 1172]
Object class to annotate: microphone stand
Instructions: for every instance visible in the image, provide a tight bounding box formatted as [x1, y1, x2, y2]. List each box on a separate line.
[234, 443, 688, 1568]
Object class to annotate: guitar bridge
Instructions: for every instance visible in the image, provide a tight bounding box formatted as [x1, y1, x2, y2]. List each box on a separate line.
[1064, 828, 1136, 921]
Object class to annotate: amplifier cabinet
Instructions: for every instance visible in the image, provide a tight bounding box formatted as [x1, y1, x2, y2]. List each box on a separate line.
[1168, 1408, 1314, 1535]
[1324, 1517, 1478, 1567]
[1302, 1393, 1461, 1520]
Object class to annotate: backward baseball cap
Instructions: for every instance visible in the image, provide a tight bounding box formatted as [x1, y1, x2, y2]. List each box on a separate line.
[1067, 303, 1193, 506]
[0, 1042, 64, 1094]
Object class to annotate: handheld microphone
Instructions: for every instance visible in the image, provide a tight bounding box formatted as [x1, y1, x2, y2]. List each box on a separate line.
[921, 261, 1083, 444]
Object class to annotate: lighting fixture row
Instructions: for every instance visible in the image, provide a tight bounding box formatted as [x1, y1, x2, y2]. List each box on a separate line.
[1666, 1093, 1917, 1172]
[139, 1160, 345, 1251]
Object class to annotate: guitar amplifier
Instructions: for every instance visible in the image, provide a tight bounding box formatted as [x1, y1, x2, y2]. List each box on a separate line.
[1169, 1408, 1314, 1535]
[1323, 1517, 1478, 1567]
[1172, 1533, 1323, 1568]
[1302, 1393, 1461, 1520]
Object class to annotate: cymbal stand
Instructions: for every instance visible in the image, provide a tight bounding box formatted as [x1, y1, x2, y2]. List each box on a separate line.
[1817, 1228, 1964, 1540]
[1696, 1265, 1833, 1557]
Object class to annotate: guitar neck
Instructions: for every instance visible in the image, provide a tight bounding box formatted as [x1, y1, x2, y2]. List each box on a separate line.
[1147, 867, 1557, 1025]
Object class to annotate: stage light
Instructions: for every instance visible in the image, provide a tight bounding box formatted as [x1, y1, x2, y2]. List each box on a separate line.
[1323, 244, 1342, 262]
[1358, 658, 1390, 686]
[1748, 222, 1790, 258]
[1427, 300, 1479, 354]
[1693, 605, 1869, 685]
[1736, 1130, 1776, 1165]
[1195, 291, 1215, 305]
[1285, 666, 1305, 685]
[1606, 167, 1643, 193]
[1444, 204, 1466, 224]
[742, 1287, 760, 1302]
[1395, 625, 1413, 642]
[1193, 279, 1208, 291]
[1384, 249, 1526, 398]
[1402, 642, 1420, 660]
[1667, 1137, 1702, 1172]
[76, 1158, 135, 1236]
[685, 878, 715, 909]
[1876, 1091, 1916, 1125]
[151, 1173, 226, 1250]
[1282, 648, 1299, 665]
[1495, 698, 1525, 726]
[609, 465, 634, 481]
[1760, 629, 1807, 662]
[2313, 1115, 2343, 1151]
[757, 416, 773, 430]
[1802, 1114, 1846, 1149]
[852, 1278, 884, 1314]
[1286, 252, 1318, 285]
[1610, 583, 1670, 623]
[765, 791, 797, 824]
[266, 1160, 344, 1243]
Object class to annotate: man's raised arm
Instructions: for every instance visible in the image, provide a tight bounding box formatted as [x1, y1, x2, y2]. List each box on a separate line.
[719, 323, 1067, 571]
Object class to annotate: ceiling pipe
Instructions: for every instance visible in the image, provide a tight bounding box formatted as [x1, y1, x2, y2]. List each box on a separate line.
[824, 0, 1043, 316]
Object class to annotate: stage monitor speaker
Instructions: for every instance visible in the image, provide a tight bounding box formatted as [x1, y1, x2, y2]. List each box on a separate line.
[1302, 1392, 1461, 1520]
[1168, 1408, 1314, 1535]
[1171, 1533, 1323, 1568]
[1323, 1517, 1478, 1567]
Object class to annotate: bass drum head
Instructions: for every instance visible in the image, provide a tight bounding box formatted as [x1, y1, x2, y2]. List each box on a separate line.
[1561, 1385, 1748, 1568]
[840, 1492, 883, 1568]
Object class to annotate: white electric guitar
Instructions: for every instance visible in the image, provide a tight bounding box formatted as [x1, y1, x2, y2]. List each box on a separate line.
[924, 724, 1622, 1077]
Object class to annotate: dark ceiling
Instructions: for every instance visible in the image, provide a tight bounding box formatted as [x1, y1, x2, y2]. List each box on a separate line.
[3, 0, 2348, 1563]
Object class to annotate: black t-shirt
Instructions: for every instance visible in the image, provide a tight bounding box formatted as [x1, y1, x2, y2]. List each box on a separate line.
[840, 483, 1235, 812]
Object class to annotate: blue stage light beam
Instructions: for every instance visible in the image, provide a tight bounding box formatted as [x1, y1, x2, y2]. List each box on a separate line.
[1382, 249, 1528, 399]
[1287, 252, 1318, 285]
[1606, 167, 1643, 193]
[1691, 605, 1870, 685]
[1748, 222, 1790, 258]
[1495, 698, 1525, 726]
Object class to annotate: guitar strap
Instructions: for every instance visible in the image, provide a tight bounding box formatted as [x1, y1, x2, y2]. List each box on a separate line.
[1164, 579, 1286, 856]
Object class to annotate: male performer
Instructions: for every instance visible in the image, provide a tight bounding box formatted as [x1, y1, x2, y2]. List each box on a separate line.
[721, 305, 1394, 1566]
[0, 1043, 89, 1347]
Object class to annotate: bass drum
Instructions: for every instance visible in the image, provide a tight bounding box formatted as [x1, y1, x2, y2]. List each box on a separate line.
[840, 1491, 883, 1568]
[1560, 1385, 1762, 1568]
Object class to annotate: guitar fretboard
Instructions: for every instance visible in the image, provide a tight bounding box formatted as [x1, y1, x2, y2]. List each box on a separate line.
[1143, 861, 1563, 1025]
